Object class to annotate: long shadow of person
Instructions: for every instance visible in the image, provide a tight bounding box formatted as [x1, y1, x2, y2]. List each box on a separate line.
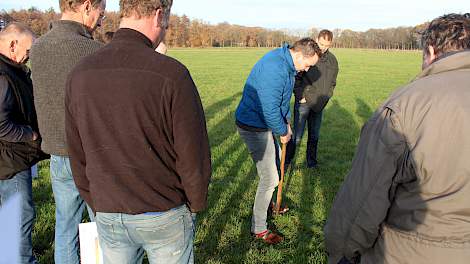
[286, 99, 361, 262]
[195, 92, 260, 263]
[355, 97, 374, 124]
[266, 99, 362, 262]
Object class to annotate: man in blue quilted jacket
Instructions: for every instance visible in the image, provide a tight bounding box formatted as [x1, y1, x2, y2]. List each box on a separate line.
[235, 38, 322, 244]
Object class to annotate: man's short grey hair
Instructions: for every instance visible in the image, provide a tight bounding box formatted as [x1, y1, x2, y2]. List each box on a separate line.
[120, 0, 173, 28]
[0, 22, 35, 42]
[291, 38, 323, 58]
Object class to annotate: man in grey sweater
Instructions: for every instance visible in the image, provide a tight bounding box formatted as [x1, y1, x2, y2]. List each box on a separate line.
[29, 1, 106, 263]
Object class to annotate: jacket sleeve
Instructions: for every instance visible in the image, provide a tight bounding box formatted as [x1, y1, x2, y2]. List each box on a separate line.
[64, 75, 93, 211]
[330, 56, 339, 90]
[254, 66, 289, 136]
[0, 76, 34, 142]
[324, 106, 408, 263]
[172, 68, 211, 212]
[293, 73, 304, 99]
[282, 75, 293, 122]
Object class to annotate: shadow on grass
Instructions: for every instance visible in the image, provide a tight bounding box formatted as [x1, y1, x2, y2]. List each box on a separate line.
[280, 99, 362, 262]
[196, 92, 257, 263]
[355, 98, 374, 124]
[199, 98, 366, 263]
[204, 91, 242, 124]
[196, 143, 256, 263]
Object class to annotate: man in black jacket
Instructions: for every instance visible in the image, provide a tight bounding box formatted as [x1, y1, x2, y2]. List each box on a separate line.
[0, 22, 47, 264]
[285, 29, 339, 168]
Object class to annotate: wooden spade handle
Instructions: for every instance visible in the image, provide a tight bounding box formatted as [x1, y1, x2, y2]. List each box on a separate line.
[275, 143, 287, 215]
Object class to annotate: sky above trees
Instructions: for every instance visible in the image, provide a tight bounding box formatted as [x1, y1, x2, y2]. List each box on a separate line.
[2, 0, 470, 31]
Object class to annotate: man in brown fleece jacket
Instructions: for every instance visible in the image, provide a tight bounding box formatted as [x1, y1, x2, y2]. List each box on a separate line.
[65, 0, 211, 263]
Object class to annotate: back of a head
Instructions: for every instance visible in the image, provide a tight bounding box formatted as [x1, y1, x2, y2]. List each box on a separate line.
[59, 0, 105, 13]
[120, 0, 173, 22]
[0, 22, 34, 63]
[421, 13, 470, 57]
[318, 29, 333, 41]
[291, 37, 323, 58]
[0, 22, 34, 47]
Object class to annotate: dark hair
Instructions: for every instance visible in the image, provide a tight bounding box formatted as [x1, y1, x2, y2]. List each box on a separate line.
[291, 38, 322, 57]
[103, 31, 114, 43]
[421, 13, 470, 56]
[318, 29, 333, 41]
[59, 0, 105, 12]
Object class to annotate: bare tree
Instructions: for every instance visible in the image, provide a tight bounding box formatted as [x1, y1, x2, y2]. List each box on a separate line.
[2, 8, 425, 50]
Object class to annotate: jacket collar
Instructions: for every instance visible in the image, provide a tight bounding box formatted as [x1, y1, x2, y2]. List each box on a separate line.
[0, 53, 27, 72]
[282, 44, 296, 73]
[320, 50, 330, 62]
[50, 20, 94, 39]
[112, 28, 154, 49]
[0, 53, 19, 68]
[417, 50, 470, 79]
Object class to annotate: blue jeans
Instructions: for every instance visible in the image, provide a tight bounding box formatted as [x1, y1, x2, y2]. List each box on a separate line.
[96, 205, 195, 264]
[50, 155, 94, 264]
[0, 169, 37, 264]
[286, 101, 323, 166]
[237, 127, 280, 234]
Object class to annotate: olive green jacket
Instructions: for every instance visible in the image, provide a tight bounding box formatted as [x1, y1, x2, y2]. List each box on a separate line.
[324, 50, 470, 264]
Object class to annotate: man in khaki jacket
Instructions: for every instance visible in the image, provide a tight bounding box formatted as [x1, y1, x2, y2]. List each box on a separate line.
[324, 13, 470, 264]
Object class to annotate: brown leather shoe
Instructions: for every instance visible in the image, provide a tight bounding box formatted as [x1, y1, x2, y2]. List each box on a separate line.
[254, 230, 283, 244]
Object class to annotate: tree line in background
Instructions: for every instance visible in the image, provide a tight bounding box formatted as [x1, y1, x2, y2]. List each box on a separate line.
[1, 8, 427, 50]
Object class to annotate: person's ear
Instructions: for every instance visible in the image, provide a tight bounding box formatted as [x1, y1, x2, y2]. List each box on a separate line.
[9, 40, 15, 51]
[83, 0, 92, 15]
[9, 40, 17, 60]
[153, 8, 163, 28]
[428, 46, 437, 62]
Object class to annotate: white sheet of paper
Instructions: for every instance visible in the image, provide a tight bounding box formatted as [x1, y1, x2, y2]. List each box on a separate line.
[79, 222, 103, 264]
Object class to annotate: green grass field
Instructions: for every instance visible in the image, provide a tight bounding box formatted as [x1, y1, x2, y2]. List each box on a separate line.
[31, 48, 422, 263]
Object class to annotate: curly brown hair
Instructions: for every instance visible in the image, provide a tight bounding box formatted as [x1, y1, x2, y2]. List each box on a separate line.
[59, 0, 104, 12]
[291, 38, 323, 58]
[421, 13, 470, 56]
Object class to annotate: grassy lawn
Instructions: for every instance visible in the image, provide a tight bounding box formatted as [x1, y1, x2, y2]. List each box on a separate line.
[31, 48, 421, 263]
